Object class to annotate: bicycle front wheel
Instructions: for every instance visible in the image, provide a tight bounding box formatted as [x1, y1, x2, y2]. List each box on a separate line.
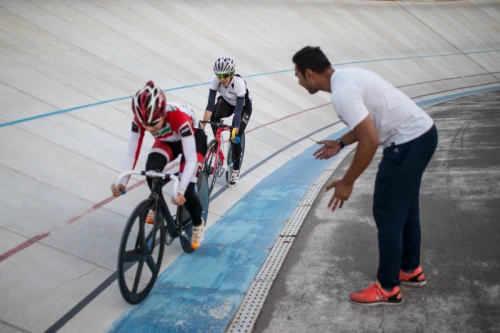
[117, 198, 165, 304]
[226, 132, 245, 183]
[239, 132, 246, 171]
[203, 139, 219, 195]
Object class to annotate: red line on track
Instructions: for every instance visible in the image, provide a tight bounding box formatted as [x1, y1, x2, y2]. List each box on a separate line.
[0, 163, 178, 263]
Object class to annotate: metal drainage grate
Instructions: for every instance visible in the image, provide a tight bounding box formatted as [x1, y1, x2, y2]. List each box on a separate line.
[227, 280, 273, 333]
[280, 205, 311, 237]
[313, 169, 333, 187]
[299, 185, 322, 206]
[255, 237, 294, 281]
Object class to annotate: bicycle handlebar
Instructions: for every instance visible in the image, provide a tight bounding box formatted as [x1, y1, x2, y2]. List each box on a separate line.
[114, 170, 179, 197]
[199, 120, 233, 129]
[199, 120, 241, 143]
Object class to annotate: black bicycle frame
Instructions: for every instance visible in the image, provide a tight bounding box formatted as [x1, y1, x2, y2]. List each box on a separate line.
[144, 177, 177, 251]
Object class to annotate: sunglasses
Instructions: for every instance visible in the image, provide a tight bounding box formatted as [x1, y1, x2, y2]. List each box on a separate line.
[146, 118, 161, 127]
[216, 72, 233, 79]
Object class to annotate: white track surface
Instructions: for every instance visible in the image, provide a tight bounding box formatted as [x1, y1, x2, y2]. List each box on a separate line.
[1, 1, 500, 332]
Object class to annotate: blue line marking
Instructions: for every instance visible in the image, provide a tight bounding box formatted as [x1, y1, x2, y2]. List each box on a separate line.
[416, 85, 500, 108]
[1, 49, 499, 129]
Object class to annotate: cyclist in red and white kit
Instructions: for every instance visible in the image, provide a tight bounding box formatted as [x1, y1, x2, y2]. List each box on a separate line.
[110, 80, 208, 249]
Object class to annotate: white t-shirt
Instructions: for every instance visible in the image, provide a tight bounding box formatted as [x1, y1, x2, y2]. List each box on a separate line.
[330, 68, 434, 147]
[209, 75, 250, 106]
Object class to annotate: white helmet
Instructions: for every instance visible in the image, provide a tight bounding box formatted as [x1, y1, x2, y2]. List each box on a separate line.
[213, 56, 235, 74]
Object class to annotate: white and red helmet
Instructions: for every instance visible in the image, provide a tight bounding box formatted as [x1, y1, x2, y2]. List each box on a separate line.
[132, 80, 166, 127]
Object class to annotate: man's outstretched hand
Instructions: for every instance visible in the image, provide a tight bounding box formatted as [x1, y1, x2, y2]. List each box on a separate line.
[324, 179, 353, 212]
[313, 140, 342, 160]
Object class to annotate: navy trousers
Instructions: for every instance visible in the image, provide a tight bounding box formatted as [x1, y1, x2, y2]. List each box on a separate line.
[373, 125, 438, 289]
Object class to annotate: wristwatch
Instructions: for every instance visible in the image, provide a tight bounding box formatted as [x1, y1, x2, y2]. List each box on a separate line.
[337, 139, 345, 149]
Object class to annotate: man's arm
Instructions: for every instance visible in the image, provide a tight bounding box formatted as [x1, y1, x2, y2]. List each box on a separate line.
[338, 130, 358, 146]
[323, 115, 379, 211]
[323, 87, 379, 211]
[342, 115, 379, 185]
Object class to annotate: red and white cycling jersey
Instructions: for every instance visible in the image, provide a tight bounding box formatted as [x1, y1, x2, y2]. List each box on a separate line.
[138, 103, 198, 143]
[120, 103, 199, 194]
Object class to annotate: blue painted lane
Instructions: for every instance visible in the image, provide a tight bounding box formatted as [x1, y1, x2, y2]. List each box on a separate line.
[203, 219, 285, 249]
[222, 196, 300, 221]
[156, 246, 269, 293]
[107, 288, 243, 333]
[244, 181, 312, 200]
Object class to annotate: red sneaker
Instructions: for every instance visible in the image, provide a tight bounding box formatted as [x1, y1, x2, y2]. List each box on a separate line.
[399, 266, 427, 287]
[350, 281, 403, 306]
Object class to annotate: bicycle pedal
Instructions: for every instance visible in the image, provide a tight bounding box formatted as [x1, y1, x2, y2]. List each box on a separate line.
[180, 230, 192, 242]
[165, 232, 174, 246]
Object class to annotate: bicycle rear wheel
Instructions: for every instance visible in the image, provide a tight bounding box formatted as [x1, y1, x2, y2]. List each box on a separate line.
[239, 132, 246, 171]
[117, 198, 165, 304]
[203, 139, 219, 195]
[177, 173, 210, 253]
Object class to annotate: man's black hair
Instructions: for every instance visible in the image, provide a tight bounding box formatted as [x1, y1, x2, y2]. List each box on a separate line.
[292, 46, 331, 76]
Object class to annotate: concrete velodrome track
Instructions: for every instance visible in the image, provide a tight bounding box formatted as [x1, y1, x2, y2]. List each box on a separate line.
[0, 1, 499, 332]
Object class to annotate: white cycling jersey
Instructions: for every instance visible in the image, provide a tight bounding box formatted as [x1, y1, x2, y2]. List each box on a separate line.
[210, 74, 252, 106]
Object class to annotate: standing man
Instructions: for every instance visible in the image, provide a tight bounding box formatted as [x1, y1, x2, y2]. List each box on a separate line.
[292, 46, 438, 305]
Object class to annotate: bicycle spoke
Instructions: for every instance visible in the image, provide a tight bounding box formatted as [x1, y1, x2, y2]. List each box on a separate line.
[132, 260, 145, 294]
[146, 254, 158, 275]
[123, 249, 143, 263]
[134, 222, 147, 250]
